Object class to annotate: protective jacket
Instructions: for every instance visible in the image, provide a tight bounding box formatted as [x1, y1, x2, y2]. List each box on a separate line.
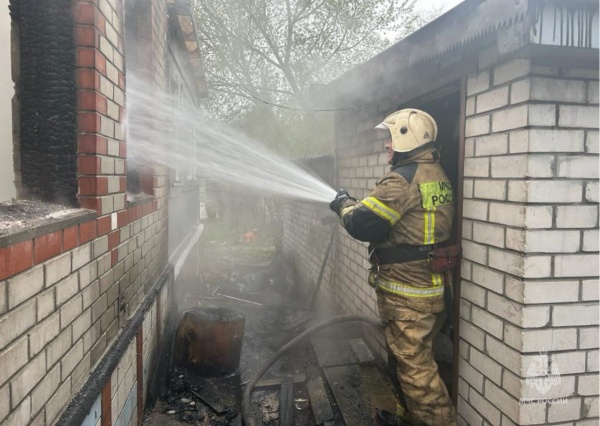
[338, 146, 454, 313]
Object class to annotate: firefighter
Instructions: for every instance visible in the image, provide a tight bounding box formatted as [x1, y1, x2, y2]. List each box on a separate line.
[329, 108, 458, 426]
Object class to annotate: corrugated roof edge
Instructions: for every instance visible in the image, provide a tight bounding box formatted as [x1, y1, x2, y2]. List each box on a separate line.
[314, 0, 531, 104]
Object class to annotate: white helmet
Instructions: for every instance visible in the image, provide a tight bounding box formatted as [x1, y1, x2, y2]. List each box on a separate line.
[375, 108, 438, 153]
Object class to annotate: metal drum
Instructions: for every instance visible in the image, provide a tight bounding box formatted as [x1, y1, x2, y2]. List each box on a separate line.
[173, 307, 245, 376]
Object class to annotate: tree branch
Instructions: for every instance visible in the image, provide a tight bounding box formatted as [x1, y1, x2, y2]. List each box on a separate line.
[284, 0, 293, 64]
[212, 82, 294, 96]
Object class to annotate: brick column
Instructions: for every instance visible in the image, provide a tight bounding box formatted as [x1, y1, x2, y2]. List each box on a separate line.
[74, 0, 127, 223]
[458, 56, 599, 425]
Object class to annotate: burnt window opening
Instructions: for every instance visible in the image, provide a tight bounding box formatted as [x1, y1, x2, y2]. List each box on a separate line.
[8, 0, 78, 206]
[127, 165, 141, 193]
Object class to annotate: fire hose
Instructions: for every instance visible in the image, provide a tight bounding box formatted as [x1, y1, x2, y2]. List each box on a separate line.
[241, 314, 383, 426]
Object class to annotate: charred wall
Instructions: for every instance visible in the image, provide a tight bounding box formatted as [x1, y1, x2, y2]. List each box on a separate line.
[10, 0, 78, 205]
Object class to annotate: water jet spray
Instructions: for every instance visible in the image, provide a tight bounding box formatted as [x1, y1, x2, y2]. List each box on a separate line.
[126, 77, 337, 203]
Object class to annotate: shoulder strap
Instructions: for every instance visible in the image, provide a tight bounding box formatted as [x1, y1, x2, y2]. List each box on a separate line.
[390, 162, 418, 184]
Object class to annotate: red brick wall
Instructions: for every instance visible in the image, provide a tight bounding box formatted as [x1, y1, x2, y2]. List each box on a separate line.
[74, 0, 127, 216]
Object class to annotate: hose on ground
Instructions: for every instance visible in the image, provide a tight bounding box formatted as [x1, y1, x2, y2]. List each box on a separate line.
[241, 314, 383, 426]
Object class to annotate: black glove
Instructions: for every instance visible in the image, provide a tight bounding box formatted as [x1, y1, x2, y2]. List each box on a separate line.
[329, 188, 353, 214]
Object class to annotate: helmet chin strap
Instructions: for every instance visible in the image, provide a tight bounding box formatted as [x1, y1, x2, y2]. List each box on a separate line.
[391, 142, 440, 166]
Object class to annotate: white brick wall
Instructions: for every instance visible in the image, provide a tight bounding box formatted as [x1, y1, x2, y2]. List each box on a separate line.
[472, 133, 508, 156]
[552, 304, 599, 327]
[521, 328, 578, 352]
[472, 222, 505, 248]
[470, 347, 503, 384]
[493, 59, 531, 85]
[471, 264, 504, 294]
[11, 353, 46, 408]
[477, 86, 509, 113]
[459, 55, 599, 425]
[491, 105, 530, 132]
[556, 205, 599, 228]
[510, 78, 531, 104]
[488, 204, 550, 228]
[7, 266, 44, 310]
[111, 338, 137, 426]
[557, 155, 599, 179]
[466, 115, 491, 137]
[586, 130, 599, 153]
[0, 337, 28, 389]
[30, 365, 60, 418]
[474, 179, 506, 200]
[464, 157, 490, 177]
[530, 77, 587, 103]
[468, 71, 491, 95]
[555, 254, 599, 277]
[463, 199, 489, 221]
[510, 128, 586, 153]
[491, 155, 554, 178]
[517, 180, 584, 203]
[520, 230, 581, 253]
[585, 181, 599, 202]
[559, 105, 600, 128]
[0, 188, 170, 425]
[45, 253, 72, 287]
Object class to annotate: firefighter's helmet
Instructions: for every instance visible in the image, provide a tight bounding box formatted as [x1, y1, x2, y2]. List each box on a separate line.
[375, 108, 438, 153]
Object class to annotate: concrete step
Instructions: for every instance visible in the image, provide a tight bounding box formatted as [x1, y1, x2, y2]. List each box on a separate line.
[323, 365, 373, 426]
[310, 335, 402, 426]
[323, 364, 402, 426]
[311, 336, 358, 367]
[356, 363, 402, 415]
[349, 338, 375, 365]
[306, 367, 335, 426]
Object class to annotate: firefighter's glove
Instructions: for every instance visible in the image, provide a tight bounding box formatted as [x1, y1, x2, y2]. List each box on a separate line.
[329, 188, 353, 214]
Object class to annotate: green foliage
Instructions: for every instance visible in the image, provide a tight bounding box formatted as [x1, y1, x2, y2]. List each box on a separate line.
[192, 0, 417, 155]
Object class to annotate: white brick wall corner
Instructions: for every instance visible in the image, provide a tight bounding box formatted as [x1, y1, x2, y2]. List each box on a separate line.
[460, 56, 599, 426]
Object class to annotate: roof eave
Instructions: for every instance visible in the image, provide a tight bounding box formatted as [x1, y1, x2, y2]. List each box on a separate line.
[167, 0, 209, 99]
[313, 0, 534, 107]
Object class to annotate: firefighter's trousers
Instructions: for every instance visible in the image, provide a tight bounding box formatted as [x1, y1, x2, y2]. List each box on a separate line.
[377, 291, 458, 426]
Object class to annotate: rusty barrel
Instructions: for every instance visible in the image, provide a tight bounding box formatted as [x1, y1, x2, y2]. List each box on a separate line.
[173, 307, 245, 376]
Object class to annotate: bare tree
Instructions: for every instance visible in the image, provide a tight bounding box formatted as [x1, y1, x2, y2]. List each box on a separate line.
[403, 3, 446, 35]
[193, 0, 417, 119]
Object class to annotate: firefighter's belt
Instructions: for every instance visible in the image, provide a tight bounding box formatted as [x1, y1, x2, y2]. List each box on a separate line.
[368, 243, 443, 265]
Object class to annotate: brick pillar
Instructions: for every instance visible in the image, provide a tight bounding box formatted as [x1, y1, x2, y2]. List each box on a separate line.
[73, 0, 127, 226]
[458, 56, 599, 425]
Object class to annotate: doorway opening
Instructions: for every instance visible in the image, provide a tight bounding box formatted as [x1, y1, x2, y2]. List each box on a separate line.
[403, 84, 465, 404]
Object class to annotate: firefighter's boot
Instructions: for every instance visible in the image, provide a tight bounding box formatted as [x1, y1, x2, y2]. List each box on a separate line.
[375, 408, 414, 426]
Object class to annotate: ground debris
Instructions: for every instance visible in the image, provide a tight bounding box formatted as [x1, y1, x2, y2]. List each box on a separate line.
[156, 367, 239, 425]
[146, 218, 320, 425]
